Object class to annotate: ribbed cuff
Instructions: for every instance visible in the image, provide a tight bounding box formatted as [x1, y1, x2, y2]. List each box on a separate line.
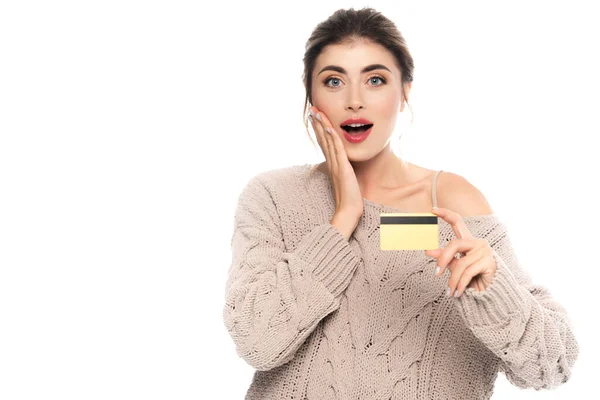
[455, 250, 531, 327]
[295, 223, 361, 298]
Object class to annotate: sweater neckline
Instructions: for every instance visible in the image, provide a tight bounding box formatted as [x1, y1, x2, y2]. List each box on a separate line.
[304, 163, 499, 222]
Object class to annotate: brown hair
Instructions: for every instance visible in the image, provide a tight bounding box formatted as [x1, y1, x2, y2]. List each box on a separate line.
[302, 7, 415, 148]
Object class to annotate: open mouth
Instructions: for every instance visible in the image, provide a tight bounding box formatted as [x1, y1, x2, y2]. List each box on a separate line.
[341, 124, 374, 135]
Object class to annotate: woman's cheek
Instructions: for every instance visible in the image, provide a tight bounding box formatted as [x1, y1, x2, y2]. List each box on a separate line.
[375, 91, 401, 114]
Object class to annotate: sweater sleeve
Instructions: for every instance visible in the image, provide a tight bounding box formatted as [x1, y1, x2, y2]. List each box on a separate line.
[453, 218, 579, 390]
[222, 175, 361, 371]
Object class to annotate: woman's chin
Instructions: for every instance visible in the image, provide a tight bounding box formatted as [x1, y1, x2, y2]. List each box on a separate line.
[345, 141, 391, 162]
[345, 149, 374, 163]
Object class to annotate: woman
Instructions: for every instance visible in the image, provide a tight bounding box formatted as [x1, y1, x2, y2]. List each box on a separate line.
[223, 7, 578, 399]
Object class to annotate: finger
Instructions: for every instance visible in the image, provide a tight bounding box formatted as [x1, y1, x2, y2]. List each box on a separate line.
[435, 239, 480, 277]
[440, 254, 459, 277]
[310, 108, 337, 173]
[431, 207, 473, 240]
[312, 107, 338, 175]
[327, 125, 347, 168]
[310, 115, 330, 167]
[313, 108, 348, 170]
[425, 248, 442, 258]
[448, 253, 486, 298]
[309, 113, 324, 149]
[321, 120, 338, 176]
[444, 252, 473, 297]
[310, 111, 330, 161]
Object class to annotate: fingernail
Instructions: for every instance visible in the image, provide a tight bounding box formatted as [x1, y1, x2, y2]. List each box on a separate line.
[435, 266, 440, 275]
[309, 109, 315, 117]
[454, 289, 461, 298]
[315, 114, 322, 122]
[325, 127, 332, 134]
[446, 287, 451, 296]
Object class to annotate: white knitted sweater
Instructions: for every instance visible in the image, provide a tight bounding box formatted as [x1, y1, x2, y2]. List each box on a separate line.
[223, 163, 579, 399]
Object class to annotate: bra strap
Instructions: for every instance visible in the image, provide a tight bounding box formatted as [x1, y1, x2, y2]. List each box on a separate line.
[432, 170, 443, 208]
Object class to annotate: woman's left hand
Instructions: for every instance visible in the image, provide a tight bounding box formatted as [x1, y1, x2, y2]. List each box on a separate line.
[425, 207, 497, 297]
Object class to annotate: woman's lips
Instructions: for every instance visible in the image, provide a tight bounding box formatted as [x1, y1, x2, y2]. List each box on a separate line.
[343, 126, 372, 143]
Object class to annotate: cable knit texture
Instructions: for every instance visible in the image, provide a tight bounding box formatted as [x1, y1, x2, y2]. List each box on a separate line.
[223, 164, 579, 399]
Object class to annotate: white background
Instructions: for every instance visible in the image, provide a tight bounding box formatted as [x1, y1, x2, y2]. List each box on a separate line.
[0, 0, 597, 398]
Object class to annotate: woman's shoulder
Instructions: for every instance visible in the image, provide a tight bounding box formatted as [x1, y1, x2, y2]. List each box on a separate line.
[235, 164, 310, 219]
[248, 164, 307, 187]
[434, 168, 495, 218]
[406, 162, 494, 218]
[238, 164, 309, 203]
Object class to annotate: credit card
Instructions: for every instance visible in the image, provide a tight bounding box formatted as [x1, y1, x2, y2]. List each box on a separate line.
[380, 212, 439, 250]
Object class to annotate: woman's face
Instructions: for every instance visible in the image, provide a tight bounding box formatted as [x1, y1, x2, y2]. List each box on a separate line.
[311, 39, 409, 160]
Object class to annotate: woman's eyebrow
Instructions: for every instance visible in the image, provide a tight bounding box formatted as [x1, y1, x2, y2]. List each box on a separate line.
[317, 63, 391, 76]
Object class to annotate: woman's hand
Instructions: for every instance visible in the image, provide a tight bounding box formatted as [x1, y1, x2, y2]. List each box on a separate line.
[309, 106, 364, 219]
[424, 207, 498, 297]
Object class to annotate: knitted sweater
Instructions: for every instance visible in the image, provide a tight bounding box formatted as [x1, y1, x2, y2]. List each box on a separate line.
[223, 163, 579, 399]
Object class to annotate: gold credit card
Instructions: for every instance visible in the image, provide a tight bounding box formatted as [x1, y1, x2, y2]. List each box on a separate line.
[380, 212, 439, 251]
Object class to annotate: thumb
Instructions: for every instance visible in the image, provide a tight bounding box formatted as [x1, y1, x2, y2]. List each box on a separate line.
[425, 248, 442, 257]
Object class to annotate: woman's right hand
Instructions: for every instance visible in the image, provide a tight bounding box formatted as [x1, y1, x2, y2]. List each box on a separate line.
[309, 106, 364, 219]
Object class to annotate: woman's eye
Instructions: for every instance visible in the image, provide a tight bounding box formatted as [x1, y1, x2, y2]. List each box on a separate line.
[323, 76, 386, 87]
[324, 77, 342, 87]
[370, 76, 386, 85]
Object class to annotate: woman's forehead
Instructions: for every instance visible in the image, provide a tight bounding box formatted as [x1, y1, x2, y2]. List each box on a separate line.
[315, 42, 399, 77]
[320, 40, 389, 59]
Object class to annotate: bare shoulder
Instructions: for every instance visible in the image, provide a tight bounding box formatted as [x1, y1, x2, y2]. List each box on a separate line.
[437, 171, 494, 217]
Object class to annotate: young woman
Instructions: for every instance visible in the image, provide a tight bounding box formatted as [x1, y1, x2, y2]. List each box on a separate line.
[223, 7, 578, 399]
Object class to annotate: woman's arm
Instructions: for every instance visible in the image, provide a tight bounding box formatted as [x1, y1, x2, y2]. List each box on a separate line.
[453, 220, 580, 390]
[223, 175, 361, 371]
